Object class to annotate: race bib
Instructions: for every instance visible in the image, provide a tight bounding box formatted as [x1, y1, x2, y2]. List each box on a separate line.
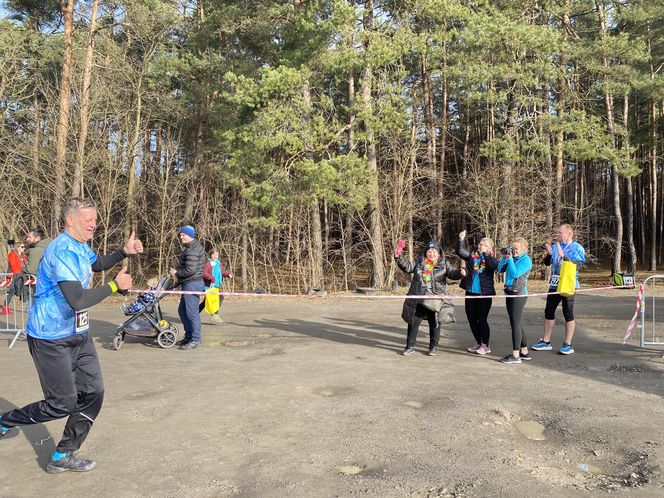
[549, 274, 559, 287]
[75, 310, 89, 333]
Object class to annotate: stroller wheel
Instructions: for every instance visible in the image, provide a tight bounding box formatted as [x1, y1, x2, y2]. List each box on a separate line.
[157, 325, 178, 349]
[112, 331, 125, 351]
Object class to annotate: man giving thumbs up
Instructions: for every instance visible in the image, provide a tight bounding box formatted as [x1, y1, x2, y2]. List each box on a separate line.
[0, 198, 142, 474]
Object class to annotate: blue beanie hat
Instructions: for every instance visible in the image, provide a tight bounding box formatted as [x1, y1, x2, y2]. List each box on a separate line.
[179, 225, 196, 238]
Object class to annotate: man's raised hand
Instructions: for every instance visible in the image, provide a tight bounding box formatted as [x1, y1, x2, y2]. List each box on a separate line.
[115, 267, 133, 290]
[123, 230, 144, 255]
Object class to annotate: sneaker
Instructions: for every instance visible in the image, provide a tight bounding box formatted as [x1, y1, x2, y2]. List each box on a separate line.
[180, 341, 200, 350]
[46, 452, 96, 473]
[0, 422, 11, 438]
[519, 352, 532, 361]
[0, 305, 12, 316]
[559, 343, 575, 355]
[426, 347, 438, 357]
[211, 315, 223, 323]
[500, 353, 522, 364]
[176, 339, 190, 347]
[531, 339, 553, 351]
[467, 343, 481, 353]
[476, 345, 491, 355]
[402, 347, 415, 356]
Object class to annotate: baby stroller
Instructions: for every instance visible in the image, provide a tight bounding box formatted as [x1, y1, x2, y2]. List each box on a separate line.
[112, 276, 179, 350]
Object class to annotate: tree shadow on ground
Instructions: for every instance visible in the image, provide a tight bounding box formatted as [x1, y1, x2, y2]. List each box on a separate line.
[0, 398, 54, 471]
[245, 317, 406, 353]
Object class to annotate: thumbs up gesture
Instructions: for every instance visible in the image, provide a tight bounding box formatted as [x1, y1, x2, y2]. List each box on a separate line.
[115, 267, 133, 291]
[123, 230, 144, 255]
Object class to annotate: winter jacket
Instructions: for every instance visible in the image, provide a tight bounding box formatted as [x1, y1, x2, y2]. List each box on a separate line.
[455, 240, 499, 295]
[497, 253, 532, 295]
[7, 251, 26, 274]
[203, 258, 231, 288]
[396, 253, 463, 325]
[175, 239, 206, 284]
[26, 237, 53, 275]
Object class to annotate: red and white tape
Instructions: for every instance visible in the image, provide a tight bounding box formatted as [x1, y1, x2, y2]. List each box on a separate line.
[623, 282, 644, 344]
[128, 285, 630, 300]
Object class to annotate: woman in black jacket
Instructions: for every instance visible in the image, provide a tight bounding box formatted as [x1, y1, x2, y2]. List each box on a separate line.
[456, 230, 499, 355]
[395, 240, 463, 357]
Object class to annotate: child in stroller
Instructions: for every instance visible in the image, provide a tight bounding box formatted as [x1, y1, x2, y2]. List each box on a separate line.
[122, 277, 159, 314]
[112, 276, 180, 350]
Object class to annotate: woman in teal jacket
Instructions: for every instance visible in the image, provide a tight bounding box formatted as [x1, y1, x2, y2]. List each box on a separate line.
[497, 237, 532, 364]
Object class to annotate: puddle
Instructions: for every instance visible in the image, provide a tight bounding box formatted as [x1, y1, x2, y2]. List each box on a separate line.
[578, 463, 604, 474]
[514, 420, 546, 440]
[404, 401, 424, 409]
[313, 386, 353, 397]
[336, 465, 363, 475]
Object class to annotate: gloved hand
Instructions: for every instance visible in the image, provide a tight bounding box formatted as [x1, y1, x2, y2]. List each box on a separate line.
[394, 239, 406, 258]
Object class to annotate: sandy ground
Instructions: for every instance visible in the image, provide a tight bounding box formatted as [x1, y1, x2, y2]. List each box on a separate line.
[1, 290, 664, 497]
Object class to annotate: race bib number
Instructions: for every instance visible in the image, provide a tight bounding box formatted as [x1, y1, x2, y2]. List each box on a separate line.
[75, 310, 89, 333]
[549, 274, 560, 287]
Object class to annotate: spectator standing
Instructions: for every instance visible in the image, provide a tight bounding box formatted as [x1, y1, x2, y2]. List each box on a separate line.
[170, 225, 206, 350]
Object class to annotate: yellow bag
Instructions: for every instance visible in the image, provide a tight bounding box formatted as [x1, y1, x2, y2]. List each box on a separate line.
[556, 261, 576, 297]
[204, 287, 220, 315]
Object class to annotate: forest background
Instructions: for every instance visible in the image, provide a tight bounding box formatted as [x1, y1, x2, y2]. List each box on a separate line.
[1, 0, 663, 293]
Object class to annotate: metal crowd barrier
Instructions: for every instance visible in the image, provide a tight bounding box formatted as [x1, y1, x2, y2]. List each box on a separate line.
[1, 272, 35, 348]
[639, 275, 664, 348]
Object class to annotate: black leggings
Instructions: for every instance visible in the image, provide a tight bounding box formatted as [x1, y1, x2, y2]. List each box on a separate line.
[506, 295, 528, 351]
[464, 293, 492, 345]
[406, 304, 440, 349]
[544, 293, 575, 322]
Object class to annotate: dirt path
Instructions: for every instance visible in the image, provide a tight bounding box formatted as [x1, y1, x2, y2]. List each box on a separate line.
[1, 292, 663, 497]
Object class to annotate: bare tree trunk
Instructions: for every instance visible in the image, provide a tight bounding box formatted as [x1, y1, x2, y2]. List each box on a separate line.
[73, 0, 99, 198]
[650, 99, 658, 270]
[361, 0, 385, 288]
[437, 68, 448, 241]
[310, 199, 323, 288]
[126, 77, 143, 238]
[31, 93, 41, 226]
[241, 214, 248, 292]
[343, 67, 356, 290]
[597, 1, 623, 274]
[622, 94, 637, 272]
[421, 53, 438, 239]
[554, 1, 570, 226]
[53, 0, 75, 230]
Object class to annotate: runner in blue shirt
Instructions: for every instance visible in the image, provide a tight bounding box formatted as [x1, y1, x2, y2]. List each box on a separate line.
[0, 198, 142, 474]
[531, 224, 586, 355]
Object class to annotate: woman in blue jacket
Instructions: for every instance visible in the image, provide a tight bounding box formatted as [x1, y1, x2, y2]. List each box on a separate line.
[497, 237, 532, 364]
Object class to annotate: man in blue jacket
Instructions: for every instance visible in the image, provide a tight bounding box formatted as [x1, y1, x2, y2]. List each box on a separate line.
[532, 224, 586, 355]
[0, 198, 142, 473]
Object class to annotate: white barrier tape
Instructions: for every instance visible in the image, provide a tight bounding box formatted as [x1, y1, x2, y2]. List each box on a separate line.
[125, 284, 632, 300]
[623, 282, 644, 344]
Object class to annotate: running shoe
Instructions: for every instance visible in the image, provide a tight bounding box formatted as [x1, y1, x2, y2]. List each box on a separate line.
[531, 339, 553, 351]
[500, 353, 522, 364]
[559, 343, 575, 355]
